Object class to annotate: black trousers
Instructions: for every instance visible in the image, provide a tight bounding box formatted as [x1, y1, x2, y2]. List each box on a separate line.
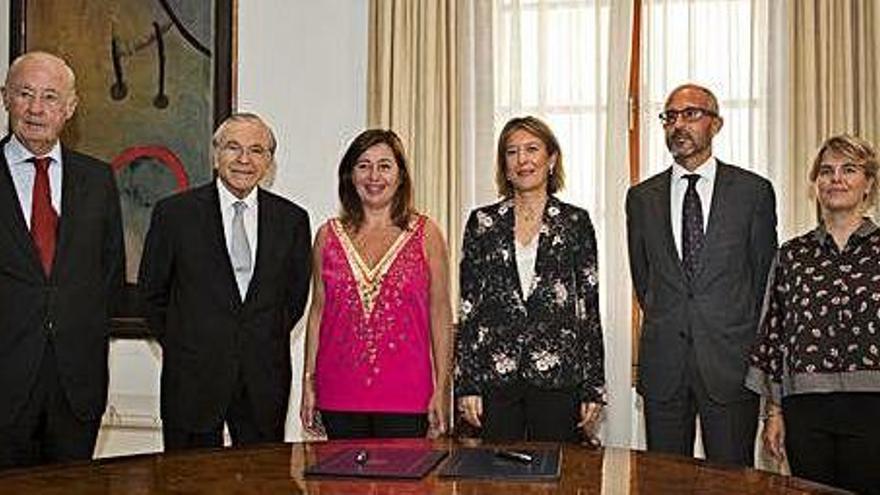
[320, 411, 429, 439]
[0, 341, 101, 469]
[643, 348, 758, 467]
[480, 382, 581, 442]
[783, 393, 880, 495]
[163, 376, 280, 452]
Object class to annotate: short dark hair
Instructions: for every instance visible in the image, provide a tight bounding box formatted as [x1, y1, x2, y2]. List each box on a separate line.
[338, 129, 414, 231]
[495, 116, 565, 198]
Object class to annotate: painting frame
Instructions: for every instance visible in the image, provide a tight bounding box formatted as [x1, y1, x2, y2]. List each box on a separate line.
[8, 0, 236, 338]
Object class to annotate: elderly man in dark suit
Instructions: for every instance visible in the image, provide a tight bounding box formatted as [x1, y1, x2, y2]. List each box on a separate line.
[0, 52, 124, 468]
[626, 84, 777, 466]
[139, 113, 311, 451]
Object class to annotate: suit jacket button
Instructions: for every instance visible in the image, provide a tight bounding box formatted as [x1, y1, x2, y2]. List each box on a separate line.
[678, 331, 687, 339]
[687, 292, 694, 299]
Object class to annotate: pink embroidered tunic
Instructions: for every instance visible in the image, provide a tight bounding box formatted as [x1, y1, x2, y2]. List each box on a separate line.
[315, 216, 433, 413]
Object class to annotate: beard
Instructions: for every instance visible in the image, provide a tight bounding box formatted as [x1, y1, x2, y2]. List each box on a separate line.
[666, 129, 695, 158]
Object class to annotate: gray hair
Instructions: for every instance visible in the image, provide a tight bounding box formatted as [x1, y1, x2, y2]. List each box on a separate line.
[212, 112, 277, 154]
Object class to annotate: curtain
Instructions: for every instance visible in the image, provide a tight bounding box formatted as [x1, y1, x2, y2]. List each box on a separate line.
[367, 0, 461, 259]
[789, 0, 880, 230]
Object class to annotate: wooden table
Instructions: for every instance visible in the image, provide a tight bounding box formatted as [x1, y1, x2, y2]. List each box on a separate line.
[0, 439, 847, 494]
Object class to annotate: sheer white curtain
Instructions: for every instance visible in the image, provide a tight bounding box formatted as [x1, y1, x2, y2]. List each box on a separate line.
[639, 0, 793, 236]
[460, 0, 635, 448]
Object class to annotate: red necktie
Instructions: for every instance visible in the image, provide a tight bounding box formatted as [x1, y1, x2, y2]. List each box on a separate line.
[30, 157, 58, 277]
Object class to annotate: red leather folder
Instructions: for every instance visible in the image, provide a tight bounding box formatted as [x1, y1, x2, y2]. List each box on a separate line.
[304, 447, 448, 479]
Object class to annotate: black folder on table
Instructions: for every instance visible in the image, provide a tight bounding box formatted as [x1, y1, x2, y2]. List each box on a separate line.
[437, 446, 562, 480]
[304, 447, 448, 479]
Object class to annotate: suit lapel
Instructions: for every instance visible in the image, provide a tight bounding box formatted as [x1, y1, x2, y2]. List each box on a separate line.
[696, 162, 734, 279]
[242, 189, 273, 306]
[0, 137, 42, 276]
[653, 169, 687, 283]
[198, 184, 243, 307]
[526, 196, 559, 307]
[52, 147, 85, 281]
[496, 200, 528, 312]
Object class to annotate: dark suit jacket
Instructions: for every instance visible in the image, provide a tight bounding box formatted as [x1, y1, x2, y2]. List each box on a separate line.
[139, 183, 311, 435]
[626, 161, 777, 403]
[455, 196, 605, 403]
[0, 136, 124, 426]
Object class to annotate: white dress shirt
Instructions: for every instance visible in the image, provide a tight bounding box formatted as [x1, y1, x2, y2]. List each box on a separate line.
[4, 135, 64, 228]
[217, 179, 259, 299]
[670, 157, 717, 259]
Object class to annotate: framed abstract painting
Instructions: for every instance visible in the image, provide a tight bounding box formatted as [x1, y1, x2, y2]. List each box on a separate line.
[9, 0, 235, 335]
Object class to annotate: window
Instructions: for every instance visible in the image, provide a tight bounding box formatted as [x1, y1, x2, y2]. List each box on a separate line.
[494, 0, 611, 217]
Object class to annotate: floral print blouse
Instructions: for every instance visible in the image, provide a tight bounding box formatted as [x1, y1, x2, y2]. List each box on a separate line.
[455, 196, 606, 404]
[746, 219, 880, 404]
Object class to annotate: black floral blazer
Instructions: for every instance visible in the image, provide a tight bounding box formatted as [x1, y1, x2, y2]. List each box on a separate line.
[454, 196, 606, 403]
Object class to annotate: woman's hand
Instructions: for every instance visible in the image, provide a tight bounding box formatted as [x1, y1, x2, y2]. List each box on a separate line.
[762, 412, 786, 462]
[427, 390, 449, 438]
[299, 379, 322, 436]
[578, 402, 602, 444]
[458, 395, 483, 428]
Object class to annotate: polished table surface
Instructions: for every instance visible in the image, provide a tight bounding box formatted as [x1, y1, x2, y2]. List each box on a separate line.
[0, 439, 848, 494]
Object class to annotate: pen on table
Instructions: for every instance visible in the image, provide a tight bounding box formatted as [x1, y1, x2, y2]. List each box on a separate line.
[494, 449, 533, 464]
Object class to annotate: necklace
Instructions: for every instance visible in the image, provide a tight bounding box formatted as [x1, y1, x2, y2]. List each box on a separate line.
[514, 198, 545, 245]
[514, 199, 545, 223]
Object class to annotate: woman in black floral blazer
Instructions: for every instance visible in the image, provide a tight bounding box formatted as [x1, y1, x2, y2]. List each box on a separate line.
[455, 116, 605, 442]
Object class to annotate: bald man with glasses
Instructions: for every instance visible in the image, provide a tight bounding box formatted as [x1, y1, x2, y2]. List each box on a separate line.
[626, 84, 778, 466]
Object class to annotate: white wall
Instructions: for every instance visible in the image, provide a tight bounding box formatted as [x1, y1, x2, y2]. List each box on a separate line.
[0, 0, 367, 453]
[236, 0, 368, 442]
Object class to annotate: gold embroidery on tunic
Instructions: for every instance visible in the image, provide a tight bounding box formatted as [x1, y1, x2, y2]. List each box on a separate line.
[331, 219, 413, 317]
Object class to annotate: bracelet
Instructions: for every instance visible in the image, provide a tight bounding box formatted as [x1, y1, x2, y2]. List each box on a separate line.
[759, 409, 782, 421]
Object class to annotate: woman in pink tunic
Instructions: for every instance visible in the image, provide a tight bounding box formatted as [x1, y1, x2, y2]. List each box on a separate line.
[300, 129, 452, 438]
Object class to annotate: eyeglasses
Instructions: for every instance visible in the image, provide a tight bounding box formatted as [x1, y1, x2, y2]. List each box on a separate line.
[219, 141, 271, 159]
[7, 86, 67, 109]
[659, 107, 718, 126]
[816, 163, 865, 180]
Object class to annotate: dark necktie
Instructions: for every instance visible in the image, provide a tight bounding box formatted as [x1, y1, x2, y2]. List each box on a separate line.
[681, 174, 704, 279]
[30, 157, 58, 277]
